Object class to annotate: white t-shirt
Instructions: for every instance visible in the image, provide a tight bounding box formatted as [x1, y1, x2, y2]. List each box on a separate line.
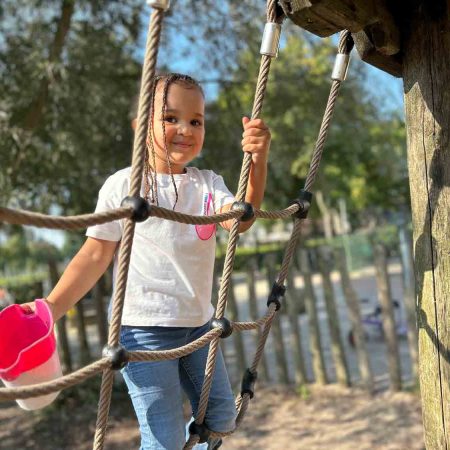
[86, 166, 235, 327]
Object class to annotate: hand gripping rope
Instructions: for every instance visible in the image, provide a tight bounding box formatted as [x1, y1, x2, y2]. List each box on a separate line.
[0, 0, 353, 448]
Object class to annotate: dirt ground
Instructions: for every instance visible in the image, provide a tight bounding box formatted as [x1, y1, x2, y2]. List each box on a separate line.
[0, 382, 423, 450]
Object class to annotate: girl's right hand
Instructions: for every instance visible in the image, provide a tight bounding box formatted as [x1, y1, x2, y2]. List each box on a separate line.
[20, 300, 56, 320]
[20, 301, 36, 314]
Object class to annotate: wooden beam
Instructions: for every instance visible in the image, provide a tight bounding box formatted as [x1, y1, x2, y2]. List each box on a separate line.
[282, 0, 402, 76]
[352, 30, 402, 78]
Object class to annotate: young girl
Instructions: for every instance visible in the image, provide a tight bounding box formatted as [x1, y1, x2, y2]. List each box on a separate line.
[23, 73, 271, 449]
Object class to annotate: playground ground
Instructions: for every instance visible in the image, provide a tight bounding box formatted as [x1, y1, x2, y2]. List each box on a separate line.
[0, 261, 425, 449]
[0, 383, 423, 449]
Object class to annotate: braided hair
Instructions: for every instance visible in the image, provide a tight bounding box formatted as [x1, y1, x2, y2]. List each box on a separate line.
[143, 73, 204, 210]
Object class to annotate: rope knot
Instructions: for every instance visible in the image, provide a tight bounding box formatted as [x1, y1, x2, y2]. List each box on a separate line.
[121, 196, 151, 222]
[211, 317, 233, 338]
[231, 201, 254, 222]
[292, 189, 313, 219]
[267, 282, 286, 311]
[241, 368, 258, 399]
[102, 344, 129, 370]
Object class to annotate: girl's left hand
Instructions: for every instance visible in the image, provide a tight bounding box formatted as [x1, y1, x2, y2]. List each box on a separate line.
[241, 117, 271, 163]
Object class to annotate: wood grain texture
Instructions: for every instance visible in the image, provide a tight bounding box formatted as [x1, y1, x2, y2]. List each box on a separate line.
[403, 2, 450, 447]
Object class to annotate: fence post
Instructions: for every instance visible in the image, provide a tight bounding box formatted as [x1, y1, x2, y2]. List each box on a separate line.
[285, 264, 308, 386]
[334, 246, 373, 391]
[317, 246, 351, 387]
[372, 240, 402, 391]
[75, 301, 91, 366]
[245, 256, 269, 381]
[228, 276, 247, 383]
[266, 254, 290, 384]
[398, 225, 419, 382]
[94, 276, 108, 348]
[48, 258, 72, 373]
[299, 248, 328, 384]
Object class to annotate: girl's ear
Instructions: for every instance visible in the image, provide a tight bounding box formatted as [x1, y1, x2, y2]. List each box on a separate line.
[131, 118, 137, 131]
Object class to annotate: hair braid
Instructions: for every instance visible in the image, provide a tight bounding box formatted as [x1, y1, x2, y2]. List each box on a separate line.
[142, 73, 204, 209]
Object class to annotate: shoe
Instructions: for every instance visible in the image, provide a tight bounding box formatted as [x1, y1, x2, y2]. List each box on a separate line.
[207, 437, 222, 449]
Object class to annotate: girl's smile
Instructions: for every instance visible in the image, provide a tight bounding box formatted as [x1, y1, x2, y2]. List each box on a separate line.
[150, 82, 205, 174]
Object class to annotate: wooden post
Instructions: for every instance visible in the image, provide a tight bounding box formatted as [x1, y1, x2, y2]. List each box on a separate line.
[317, 246, 351, 386]
[299, 248, 329, 384]
[48, 258, 72, 373]
[398, 225, 419, 382]
[372, 240, 402, 391]
[245, 256, 269, 381]
[334, 246, 373, 391]
[266, 255, 290, 384]
[285, 264, 308, 386]
[403, 4, 450, 445]
[228, 276, 246, 381]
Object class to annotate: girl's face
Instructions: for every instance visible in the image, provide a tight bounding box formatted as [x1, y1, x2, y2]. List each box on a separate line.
[151, 81, 205, 174]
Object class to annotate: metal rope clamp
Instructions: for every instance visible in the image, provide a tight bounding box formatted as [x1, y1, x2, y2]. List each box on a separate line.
[331, 54, 350, 81]
[260, 22, 282, 58]
[146, 0, 170, 11]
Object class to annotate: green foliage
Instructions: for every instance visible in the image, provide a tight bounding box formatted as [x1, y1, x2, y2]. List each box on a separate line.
[201, 26, 407, 227]
[1, 0, 142, 213]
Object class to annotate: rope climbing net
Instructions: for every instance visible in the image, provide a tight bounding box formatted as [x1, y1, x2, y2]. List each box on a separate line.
[0, 1, 354, 448]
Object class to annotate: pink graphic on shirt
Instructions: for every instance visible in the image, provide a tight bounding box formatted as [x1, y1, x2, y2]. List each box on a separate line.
[195, 193, 216, 240]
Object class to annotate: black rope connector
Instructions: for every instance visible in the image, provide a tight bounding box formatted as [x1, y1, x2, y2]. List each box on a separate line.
[211, 317, 233, 338]
[121, 196, 151, 222]
[267, 282, 286, 311]
[241, 368, 258, 399]
[231, 201, 254, 222]
[292, 189, 313, 219]
[102, 344, 129, 370]
[188, 421, 210, 444]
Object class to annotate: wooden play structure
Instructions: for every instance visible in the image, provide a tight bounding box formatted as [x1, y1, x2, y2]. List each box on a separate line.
[278, 1, 450, 447]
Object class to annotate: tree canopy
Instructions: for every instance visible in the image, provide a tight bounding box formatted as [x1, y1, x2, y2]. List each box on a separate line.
[0, 0, 407, 234]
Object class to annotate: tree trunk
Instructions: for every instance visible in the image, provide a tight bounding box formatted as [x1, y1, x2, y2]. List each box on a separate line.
[403, 3, 450, 446]
[22, 0, 75, 130]
[334, 247, 373, 391]
[48, 258, 72, 373]
[372, 241, 402, 391]
[299, 248, 328, 384]
[317, 246, 351, 387]
[316, 190, 333, 239]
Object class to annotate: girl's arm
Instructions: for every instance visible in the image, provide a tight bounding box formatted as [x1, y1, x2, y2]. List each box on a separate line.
[23, 237, 118, 321]
[220, 117, 270, 233]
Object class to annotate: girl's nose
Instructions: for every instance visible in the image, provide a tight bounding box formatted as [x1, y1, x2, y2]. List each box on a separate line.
[177, 124, 192, 136]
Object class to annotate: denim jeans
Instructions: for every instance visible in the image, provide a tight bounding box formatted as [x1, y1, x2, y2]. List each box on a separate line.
[120, 321, 237, 450]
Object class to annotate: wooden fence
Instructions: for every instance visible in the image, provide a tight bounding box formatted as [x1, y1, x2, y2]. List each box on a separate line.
[28, 226, 419, 393]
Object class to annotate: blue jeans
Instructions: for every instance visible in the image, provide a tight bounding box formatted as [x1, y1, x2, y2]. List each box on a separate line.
[120, 321, 237, 450]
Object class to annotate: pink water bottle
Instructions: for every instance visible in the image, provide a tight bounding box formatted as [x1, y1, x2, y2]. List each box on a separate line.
[0, 299, 62, 410]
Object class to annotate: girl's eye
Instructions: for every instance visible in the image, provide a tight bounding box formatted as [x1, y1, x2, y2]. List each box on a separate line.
[164, 116, 177, 124]
[191, 119, 203, 127]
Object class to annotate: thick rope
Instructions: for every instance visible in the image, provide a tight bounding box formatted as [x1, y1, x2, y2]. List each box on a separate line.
[0, 206, 132, 229]
[0, 358, 109, 401]
[187, 2, 280, 445]
[0, 20, 353, 450]
[92, 8, 165, 450]
[0, 202, 299, 229]
[304, 30, 353, 192]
